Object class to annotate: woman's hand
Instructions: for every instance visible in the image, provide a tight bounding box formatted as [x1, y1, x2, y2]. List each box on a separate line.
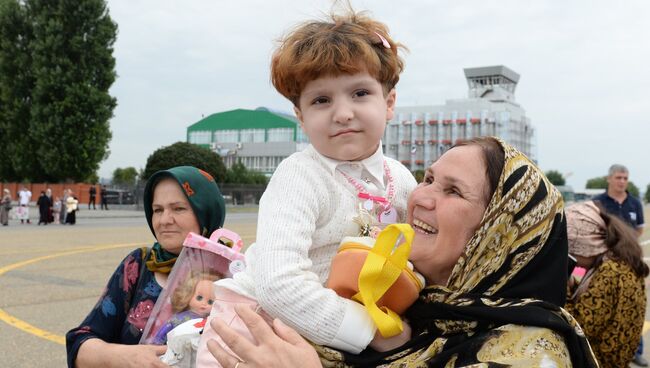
[117, 344, 169, 368]
[76, 338, 169, 368]
[368, 319, 412, 352]
[207, 304, 322, 368]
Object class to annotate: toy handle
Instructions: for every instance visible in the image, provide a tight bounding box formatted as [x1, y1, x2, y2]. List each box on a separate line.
[209, 228, 243, 253]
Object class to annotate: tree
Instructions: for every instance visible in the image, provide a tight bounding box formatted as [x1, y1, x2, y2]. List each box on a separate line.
[0, 0, 36, 180]
[224, 161, 269, 185]
[585, 176, 607, 189]
[645, 184, 650, 203]
[86, 171, 99, 184]
[627, 181, 639, 198]
[0, 0, 116, 182]
[112, 167, 138, 186]
[544, 170, 565, 186]
[143, 142, 227, 183]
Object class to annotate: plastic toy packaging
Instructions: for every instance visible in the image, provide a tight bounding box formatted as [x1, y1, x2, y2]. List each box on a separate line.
[140, 228, 246, 367]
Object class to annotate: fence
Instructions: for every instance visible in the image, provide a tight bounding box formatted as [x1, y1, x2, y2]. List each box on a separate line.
[2, 181, 268, 208]
[132, 182, 266, 210]
[1, 182, 99, 204]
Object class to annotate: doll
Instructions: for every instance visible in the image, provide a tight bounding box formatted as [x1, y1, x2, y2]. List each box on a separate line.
[152, 272, 220, 345]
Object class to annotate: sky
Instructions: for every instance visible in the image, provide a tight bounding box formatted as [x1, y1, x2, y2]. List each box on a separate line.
[102, 0, 650, 192]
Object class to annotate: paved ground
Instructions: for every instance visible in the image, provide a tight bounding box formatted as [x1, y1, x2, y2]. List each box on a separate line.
[0, 206, 258, 368]
[0, 204, 649, 367]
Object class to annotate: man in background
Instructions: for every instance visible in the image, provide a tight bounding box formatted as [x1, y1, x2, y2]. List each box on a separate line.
[88, 185, 96, 210]
[594, 164, 646, 366]
[100, 185, 109, 210]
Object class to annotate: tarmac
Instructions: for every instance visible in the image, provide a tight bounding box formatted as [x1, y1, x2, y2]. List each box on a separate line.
[0, 204, 258, 367]
[0, 204, 649, 367]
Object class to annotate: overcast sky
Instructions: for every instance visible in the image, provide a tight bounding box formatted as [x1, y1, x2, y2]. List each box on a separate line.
[102, 0, 650, 192]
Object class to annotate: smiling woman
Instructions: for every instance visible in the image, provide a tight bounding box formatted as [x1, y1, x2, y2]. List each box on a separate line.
[206, 137, 600, 368]
[407, 144, 490, 287]
[66, 166, 226, 368]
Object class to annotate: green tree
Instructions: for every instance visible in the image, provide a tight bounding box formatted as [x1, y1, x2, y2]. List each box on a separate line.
[645, 184, 650, 203]
[29, 0, 117, 181]
[585, 176, 607, 189]
[85, 171, 99, 184]
[627, 181, 639, 198]
[544, 170, 565, 186]
[0, 0, 116, 182]
[225, 161, 269, 185]
[0, 0, 36, 180]
[112, 167, 138, 186]
[143, 142, 227, 183]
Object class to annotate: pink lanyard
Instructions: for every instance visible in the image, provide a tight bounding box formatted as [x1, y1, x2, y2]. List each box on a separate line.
[338, 161, 395, 212]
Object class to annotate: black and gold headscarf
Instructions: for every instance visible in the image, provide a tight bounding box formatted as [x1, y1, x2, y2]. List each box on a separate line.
[317, 139, 599, 367]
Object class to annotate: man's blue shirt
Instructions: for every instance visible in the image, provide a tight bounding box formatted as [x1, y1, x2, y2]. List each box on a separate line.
[593, 191, 645, 229]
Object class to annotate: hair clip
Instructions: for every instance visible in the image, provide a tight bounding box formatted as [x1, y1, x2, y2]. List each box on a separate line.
[374, 31, 391, 49]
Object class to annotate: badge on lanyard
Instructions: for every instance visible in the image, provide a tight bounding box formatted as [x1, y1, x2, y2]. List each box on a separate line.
[378, 206, 398, 224]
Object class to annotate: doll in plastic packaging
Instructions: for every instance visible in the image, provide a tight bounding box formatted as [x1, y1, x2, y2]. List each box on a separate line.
[140, 228, 246, 367]
[152, 272, 220, 345]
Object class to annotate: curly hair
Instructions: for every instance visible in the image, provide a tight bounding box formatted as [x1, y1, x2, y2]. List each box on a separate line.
[271, 8, 406, 106]
[170, 271, 221, 313]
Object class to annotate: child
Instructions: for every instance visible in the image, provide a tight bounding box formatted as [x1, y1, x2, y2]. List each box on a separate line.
[197, 9, 417, 365]
[52, 197, 61, 224]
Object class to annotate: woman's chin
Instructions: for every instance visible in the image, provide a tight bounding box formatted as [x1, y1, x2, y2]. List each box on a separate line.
[159, 242, 182, 255]
[410, 233, 436, 262]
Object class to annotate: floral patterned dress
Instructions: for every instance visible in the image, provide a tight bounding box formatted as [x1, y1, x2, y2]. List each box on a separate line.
[66, 247, 162, 367]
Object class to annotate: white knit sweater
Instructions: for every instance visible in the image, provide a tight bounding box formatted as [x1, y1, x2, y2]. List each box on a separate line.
[218, 144, 417, 353]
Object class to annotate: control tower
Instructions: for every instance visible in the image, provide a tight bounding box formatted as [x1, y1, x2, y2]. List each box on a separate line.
[464, 65, 520, 102]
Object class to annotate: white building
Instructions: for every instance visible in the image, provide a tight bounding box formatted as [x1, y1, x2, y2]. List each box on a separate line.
[383, 65, 536, 171]
[187, 107, 308, 175]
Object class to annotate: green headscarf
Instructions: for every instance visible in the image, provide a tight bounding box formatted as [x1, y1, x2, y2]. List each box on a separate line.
[143, 166, 226, 273]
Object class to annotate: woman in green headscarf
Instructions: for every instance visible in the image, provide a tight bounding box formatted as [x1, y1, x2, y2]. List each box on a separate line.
[66, 166, 225, 368]
[206, 138, 599, 368]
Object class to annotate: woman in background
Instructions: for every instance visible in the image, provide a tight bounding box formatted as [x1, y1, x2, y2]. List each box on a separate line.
[565, 200, 648, 367]
[1, 189, 11, 226]
[37, 191, 51, 225]
[65, 191, 79, 225]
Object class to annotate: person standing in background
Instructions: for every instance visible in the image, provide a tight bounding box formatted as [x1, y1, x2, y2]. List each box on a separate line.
[36, 191, 51, 225]
[46, 188, 54, 223]
[100, 185, 109, 210]
[65, 191, 79, 225]
[593, 164, 645, 236]
[88, 185, 96, 210]
[593, 163, 647, 367]
[1, 189, 11, 226]
[18, 186, 32, 224]
[60, 189, 69, 225]
[52, 196, 62, 224]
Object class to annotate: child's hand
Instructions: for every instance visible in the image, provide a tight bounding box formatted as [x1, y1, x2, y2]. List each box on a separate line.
[368, 319, 412, 352]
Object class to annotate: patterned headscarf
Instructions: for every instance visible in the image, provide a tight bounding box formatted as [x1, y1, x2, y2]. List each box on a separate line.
[566, 201, 608, 258]
[317, 139, 598, 367]
[143, 166, 226, 273]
